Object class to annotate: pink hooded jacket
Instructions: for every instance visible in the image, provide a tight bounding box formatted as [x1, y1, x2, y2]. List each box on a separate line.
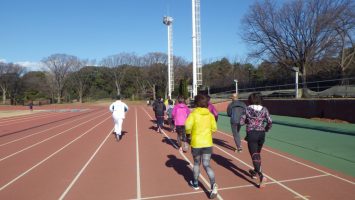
[208, 102, 219, 121]
[172, 103, 190, 126]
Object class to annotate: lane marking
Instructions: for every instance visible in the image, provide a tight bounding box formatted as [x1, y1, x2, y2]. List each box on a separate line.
[138, 174, 329, 200]
[0, 112, 64, 126]
[141, 107, 224, 200]
[217, 130, 355, 185]
[136, 107, 141, 199]
[0, 116, 112, 191]
[0, 112, 109, 162]
[211, 141, 308, 199]
[0, 112, 57, 124]
[59, 128, 114, 200]
[0, 110, 106, 147]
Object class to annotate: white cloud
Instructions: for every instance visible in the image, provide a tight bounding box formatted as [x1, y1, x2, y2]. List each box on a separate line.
[0, 58, 7, 63]
[15, 61, 44, 71]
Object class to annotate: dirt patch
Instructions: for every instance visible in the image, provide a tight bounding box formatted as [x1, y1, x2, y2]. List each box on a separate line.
[311, 117, 349, 124]
[0, 110, 41, 118]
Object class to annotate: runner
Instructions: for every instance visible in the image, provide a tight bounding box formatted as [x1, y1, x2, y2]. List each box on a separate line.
[207, 95, 219, 122]
[171, 96, 190, 152]
[152, 96, 166, 133]
[166, 99, 175, 132]
[109, 95, 129, 141]
[240, 92, 272, 188]
[185, 94, 218, 199]
[227, 93, 246, 153]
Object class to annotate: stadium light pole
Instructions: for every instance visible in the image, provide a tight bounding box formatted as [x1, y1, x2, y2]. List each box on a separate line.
[163, 16, 174, 99]
[234, 79, 238, 95]
[292, 67, 299, 99]
[192, 0, 202, 97]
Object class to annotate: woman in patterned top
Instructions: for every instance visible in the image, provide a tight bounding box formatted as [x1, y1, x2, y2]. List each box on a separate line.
[240, 93, 272, 188]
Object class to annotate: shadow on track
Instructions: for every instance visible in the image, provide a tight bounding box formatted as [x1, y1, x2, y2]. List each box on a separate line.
[213, 138, 236, 151]
[212, 154, 258, 187]
[165, 154, 210, 197]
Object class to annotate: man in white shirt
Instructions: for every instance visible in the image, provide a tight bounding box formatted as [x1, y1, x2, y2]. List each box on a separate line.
[109, 95, 129, 141]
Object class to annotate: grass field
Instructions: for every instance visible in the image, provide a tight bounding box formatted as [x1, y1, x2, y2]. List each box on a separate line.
[218, 113, 355, 177]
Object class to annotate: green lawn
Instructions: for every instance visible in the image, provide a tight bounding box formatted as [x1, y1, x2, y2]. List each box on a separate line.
[217, 113, 355, 177]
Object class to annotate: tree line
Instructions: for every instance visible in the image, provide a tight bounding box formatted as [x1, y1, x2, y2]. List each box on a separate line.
[0, 0, 354, 104]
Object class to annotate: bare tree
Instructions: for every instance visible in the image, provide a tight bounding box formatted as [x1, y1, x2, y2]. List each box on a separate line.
[100, 52, 139, 96]
[0, 62, 24, 104]
[241, 0, 354, 95]
[42, 54, 77, 103]
[68, 59, 95, 103]
[141, 52, 168, 98]
[334, 5, 355, 81]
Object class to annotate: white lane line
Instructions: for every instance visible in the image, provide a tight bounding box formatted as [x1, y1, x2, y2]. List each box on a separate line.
[0, 112, 109, 162]
[0, 112, 63, 126]
[0, 112, 57, 124]
[138, 174, 329, 200]
[212, 142, 308, 199]
[0, 110, 106, 147]
[0, 115, 112, 191]
[217, 130, 355, 185]
[59, 128, 114, 200]
[136, 107, 141, 200]
[141, 107, 224, 200]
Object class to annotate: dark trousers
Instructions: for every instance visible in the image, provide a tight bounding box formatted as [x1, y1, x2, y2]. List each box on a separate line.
[246, 131, 265, 173]
[231, 124, 242, 149]
[175, 126, 186, 147]
[156, 116, 164, 128]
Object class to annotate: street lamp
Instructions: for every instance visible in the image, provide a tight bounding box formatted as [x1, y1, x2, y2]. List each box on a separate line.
[292, 67, 299, 99]
[234, 79, 238, 95]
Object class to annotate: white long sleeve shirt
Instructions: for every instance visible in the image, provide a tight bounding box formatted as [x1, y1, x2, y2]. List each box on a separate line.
[109, 100, 129, 119]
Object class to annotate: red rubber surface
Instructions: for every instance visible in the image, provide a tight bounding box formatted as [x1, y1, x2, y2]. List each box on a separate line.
[0, 104, 354, 200]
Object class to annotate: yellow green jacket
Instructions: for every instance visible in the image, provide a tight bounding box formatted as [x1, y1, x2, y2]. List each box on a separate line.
[185, 107, 217, 148]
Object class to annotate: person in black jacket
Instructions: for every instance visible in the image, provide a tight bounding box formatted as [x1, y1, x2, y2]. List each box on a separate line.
[152, 97, 166, 133]
[227, 93, 246, 153]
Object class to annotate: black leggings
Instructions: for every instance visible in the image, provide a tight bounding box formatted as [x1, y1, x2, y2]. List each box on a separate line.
[246, 131, 265, 173]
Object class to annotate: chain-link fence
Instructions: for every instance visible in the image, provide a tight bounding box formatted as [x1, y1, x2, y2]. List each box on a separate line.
[209, 77, 355, 100]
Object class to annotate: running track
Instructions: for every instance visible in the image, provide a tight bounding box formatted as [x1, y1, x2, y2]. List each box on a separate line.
[0, 104, 354, 200]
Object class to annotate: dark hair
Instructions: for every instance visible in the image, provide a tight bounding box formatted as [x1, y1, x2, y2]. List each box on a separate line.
[177, 96, 185, 103]
[168, 99, 173, 105]
[116, 95, 121, 100]
[248, 93, 262, 105]
[194, 94, 208, 108]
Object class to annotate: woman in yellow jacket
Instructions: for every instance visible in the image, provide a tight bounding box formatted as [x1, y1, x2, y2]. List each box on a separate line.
[185, 94, 218, 199]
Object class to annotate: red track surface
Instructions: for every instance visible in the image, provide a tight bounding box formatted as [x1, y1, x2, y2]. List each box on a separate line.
[0, 104, 354, 200]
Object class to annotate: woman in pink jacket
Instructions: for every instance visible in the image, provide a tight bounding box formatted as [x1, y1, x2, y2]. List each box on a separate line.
[172, 96, 190, 152]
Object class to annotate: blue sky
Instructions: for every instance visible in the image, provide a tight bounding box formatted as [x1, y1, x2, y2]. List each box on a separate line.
[0, 0, 257, 70]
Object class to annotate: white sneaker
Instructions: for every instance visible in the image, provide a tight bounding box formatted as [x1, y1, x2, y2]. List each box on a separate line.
[209, 183, 218, 199]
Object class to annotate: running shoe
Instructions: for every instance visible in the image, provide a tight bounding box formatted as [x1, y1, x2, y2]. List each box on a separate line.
[258, 173, 267, 188]
[115, 134, 120, 142]
[189, 180, 199, 190]
[249, 169, 257, 179]
[209, 183, 218, 199]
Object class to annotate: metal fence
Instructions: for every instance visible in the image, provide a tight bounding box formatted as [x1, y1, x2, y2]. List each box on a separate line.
[210, 77, 355, 100]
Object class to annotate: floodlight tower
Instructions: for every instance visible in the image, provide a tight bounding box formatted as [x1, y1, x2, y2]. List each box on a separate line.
[192, 0, 202, 97]
[163, 16, 174, 99]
